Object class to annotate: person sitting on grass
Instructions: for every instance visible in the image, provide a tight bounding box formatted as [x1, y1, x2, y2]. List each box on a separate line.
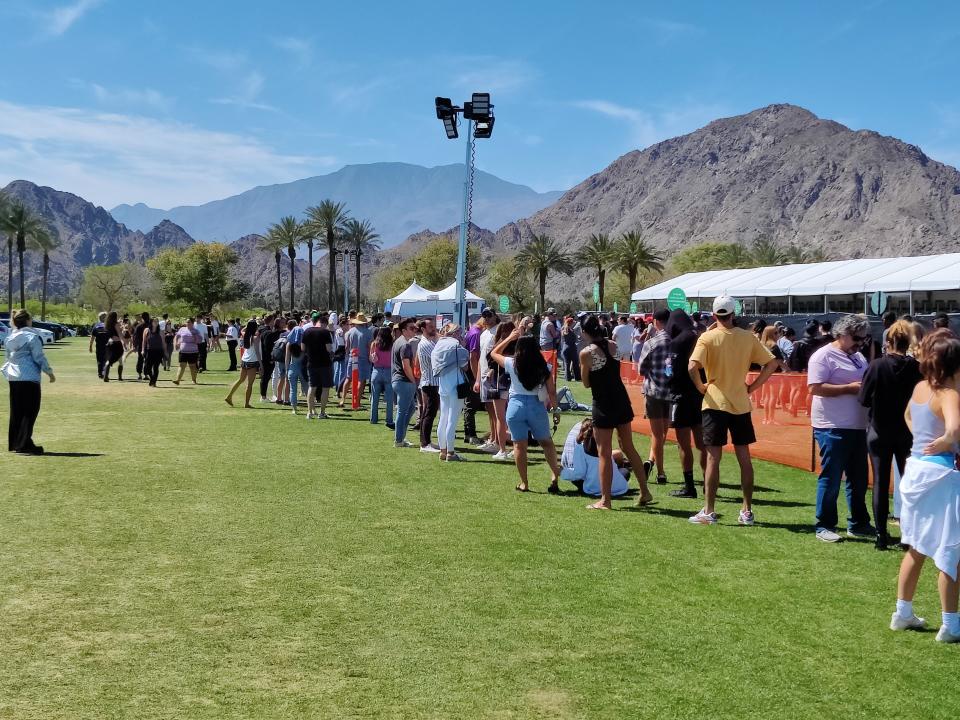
[890, 331, 960, 643]
[490, 329, 561, 494]
[224, 321, 260, 408]
[560, 419, 630, 498]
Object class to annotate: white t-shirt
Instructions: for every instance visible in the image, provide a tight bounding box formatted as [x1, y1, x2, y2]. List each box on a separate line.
[194, 322, 209, 340]
[226, 324, 240, 341]
[611, 324, 633, 359]
[478, 326, 497, 380]
[504, 357, 550, 397]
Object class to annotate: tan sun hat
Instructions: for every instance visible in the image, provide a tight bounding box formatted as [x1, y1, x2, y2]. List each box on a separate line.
[350, 313, 370, 324]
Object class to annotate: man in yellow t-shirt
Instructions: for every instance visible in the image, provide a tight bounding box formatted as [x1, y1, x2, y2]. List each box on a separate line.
[687, 295, 778, 526]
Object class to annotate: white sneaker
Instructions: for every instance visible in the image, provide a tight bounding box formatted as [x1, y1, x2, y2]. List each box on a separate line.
[688, 509, 718, 525]
[890, 613, 927, 631]
[936, 625, 960, 643]
[505, 450, 515, 460]
[738, 509, 755, 526]
[394, 440, 412, 448]
[493, 450, 508, 460]
[816, 529, 843, 543]
[419, 445, 442, 454]
[479, 441, 498, 454]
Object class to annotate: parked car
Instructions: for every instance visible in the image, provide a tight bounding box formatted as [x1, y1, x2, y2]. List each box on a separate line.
[0, 322, 9, 348]
[32, 320, 69, 340]
[0, 320, 54, 344]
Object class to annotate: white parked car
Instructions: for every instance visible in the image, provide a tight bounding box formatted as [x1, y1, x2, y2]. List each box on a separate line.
[0, 320, 53, 344]
[0, 322, 9, 348]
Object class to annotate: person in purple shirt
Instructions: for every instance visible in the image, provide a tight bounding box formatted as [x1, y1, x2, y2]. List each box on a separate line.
[808, 314, 875, 543]
[172, 318, 203, 386]
[463, 319, 485, 445]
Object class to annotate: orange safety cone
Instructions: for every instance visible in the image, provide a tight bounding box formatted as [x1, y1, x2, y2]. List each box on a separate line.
[351, 349, 361, 410]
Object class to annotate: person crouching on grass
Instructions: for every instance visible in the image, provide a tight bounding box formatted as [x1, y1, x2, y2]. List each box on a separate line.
[491, 329, 561, 493]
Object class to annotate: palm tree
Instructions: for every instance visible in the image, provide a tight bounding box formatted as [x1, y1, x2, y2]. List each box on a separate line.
[0, 193, 11, 313]
[28, 227, 59, 320]
[305, 200, 350, 309]
[269, 216, 307, 311]
[613, 231, 664, 295]
[302, 227, 317, 309]
[750, 237, 786, 266]
[342, 218, 381, 309]
[0, 202, 45, 307]
[516, 234, 574, 311]
[575, 233, 614, 309]
[783, 243, 827, 264]
[258, 232, 286, 311]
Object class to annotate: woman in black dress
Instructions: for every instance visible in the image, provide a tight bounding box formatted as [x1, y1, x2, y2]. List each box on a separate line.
[579, 315, 652, 509]
[102, 311, 124, 382]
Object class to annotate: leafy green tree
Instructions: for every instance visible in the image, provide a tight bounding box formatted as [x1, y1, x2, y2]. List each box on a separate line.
[575, 233, 614, 310]
[613, 231, 663, 295]
[669, 242, 750, 274]
[374, 238, 481, 300]
[27, 226, 60, 320]
[750, 237, 786, 266]
[516, 234, 574, 311]
[783, 243, 828, 264]
[305, 200, 350, 309]
[0, 201, 45, 307]
[342, 218, 381, 309]
[80, 263, 144, 310]
[148, 243, 248, 313]
[257, 231, 285, 312]
[485, 257, 534, 312]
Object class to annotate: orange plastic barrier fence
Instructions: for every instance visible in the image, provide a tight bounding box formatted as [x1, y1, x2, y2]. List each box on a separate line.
[620, 361, 816, 471]
[541, 350, 558, 382]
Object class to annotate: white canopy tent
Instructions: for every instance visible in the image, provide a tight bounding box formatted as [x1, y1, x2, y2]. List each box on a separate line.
[632, 253, 960, 315]
[386, 281, 485, 319]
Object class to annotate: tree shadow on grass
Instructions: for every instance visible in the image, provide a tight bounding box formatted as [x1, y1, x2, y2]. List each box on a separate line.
[716, 496, 813, 508]
[718, 482, 780, 493]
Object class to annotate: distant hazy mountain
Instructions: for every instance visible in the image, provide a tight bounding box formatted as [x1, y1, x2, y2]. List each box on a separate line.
[1, 180, 194, 296]
[499, 104, 960, 262]
[110, 162, 564, 246]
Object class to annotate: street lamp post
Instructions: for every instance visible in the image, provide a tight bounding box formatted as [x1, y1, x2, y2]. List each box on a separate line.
[434, 93, 494, 327]
[337, 250, 357, 313]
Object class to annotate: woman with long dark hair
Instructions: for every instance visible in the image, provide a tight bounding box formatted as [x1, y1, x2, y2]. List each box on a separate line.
[141, 318, 166, 387]
[225, 320, 260, 408]
[579, 314, 653, 509]
[369, 326, 395, 427]
[102, 310, 124, 382]
[491, 330, 561, 493]
[483, 321, 515, 460]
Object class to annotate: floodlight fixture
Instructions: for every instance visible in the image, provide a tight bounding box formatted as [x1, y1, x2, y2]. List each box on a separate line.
[442, 114, 458, 139]
[435, 96, 455, 120]
[468, 93, 490, 119]
[473, 113, 495, 139]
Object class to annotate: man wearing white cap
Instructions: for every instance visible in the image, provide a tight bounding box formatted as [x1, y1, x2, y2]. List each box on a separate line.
[687, 295, 778, 526]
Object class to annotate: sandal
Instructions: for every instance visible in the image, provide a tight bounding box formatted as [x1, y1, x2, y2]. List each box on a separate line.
[547, 481, 560, 495]
[515, 484, 529, 492]
[586, 501, 611, 510]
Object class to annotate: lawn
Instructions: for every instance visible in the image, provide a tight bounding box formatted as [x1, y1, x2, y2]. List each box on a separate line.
[0, 338, 955, 719]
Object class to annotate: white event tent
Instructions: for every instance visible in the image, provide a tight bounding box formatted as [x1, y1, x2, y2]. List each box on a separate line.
[386, 281, 485, 319]
[631, 252, 960, 316]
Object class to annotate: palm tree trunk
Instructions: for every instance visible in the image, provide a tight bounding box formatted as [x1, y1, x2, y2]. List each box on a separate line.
[598, 267, 606, 309]
[308, 243, 314, 309]
[628, 266, 638, 295]
[41, 253, 49, 320]
[289, 257, 295, 311]
[17, 233, 25, 308]
[275, 252, 283, 312]
[355, 252, 362, 310]
[539, 271, 547, 312]
[6, 236, 12, 314]
[327, 233, 337, 308]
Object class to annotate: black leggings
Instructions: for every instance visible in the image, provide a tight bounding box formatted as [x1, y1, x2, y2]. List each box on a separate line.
[260, 360, 274, 398]
[867, 428, 909, 538]
[144, 349, 164, 385]
[420, 386, 440, 447]
[226, 340, 238, 370]
[8, 381, 41, 452]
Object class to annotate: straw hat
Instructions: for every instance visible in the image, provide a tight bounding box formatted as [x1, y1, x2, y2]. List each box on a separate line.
[350, 313, 370, 324]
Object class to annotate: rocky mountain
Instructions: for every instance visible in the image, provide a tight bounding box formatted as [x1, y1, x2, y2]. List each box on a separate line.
[0, 180, 195, 297]
[110, 162, 564, 247]
[499, 104, 960, 263]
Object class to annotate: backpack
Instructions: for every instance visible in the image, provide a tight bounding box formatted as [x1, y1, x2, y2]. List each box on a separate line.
[271, 336, 287, 362]
[556, 385, 590, 412]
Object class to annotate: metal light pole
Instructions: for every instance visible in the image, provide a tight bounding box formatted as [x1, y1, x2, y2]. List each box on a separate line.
[454, 121, 474, 328]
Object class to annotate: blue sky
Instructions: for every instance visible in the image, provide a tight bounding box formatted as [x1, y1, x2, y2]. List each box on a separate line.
[0, 0, 957, 209]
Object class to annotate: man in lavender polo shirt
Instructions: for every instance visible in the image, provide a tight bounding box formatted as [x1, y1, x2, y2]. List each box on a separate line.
[462, 319, 484, 445]
[807, 313, 874, 543]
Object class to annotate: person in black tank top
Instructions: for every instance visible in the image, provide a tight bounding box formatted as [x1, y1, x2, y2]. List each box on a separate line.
[579, 315, 653, 510]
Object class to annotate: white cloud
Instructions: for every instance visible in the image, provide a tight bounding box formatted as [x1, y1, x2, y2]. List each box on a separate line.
[89, 83, 174, 112]
[211, 71, 277, 112]
[574, 99, 728, 150]
[272, 36, 312, 67]
[0, 100, 336, 208]
[452, 58, 538, 94]
[46, 0, 103, 37]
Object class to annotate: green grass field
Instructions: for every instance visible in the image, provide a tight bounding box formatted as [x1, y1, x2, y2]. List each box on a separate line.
[0, 338, 955, 719]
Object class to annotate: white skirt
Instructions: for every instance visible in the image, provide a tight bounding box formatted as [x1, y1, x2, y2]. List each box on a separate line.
[900, 456, 960, 580]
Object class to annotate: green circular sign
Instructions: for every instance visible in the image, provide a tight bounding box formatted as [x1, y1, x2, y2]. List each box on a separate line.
[690, 301, 699, 313]
[629, 301, 637, 313]
[498, 295, 510, 313]
[870, 291, 888, 316]
[667, 287, 687, 311]
[613, 302, 619, 313]
[734, 299, 743, 315]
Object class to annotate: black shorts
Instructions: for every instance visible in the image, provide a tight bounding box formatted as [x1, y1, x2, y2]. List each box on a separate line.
[178, 352, 198, 365]
[645, 397, 672, 420]
[702, 409, 756, 447]
[241, 360, 260, 370]
[672, 396, 703, 429]
[308, 365, 334, 389]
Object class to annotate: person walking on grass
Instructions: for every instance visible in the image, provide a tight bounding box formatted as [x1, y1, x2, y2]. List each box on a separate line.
[88, 311, 109, 378]
[638, 308, 672, 486]
[491, 330, 562, 494]
[302, 312, 334, 419]
[225, 318, 240, 371]
[341, 313, 373, 409]
[579, 314, 653, 509]
[194, 314, 209, 372]
[391, 318, 419, 448]
[416, 318, 441, 454]
[225, 321, 260, 408]
[132, 311, 150, 381]
[432, 323, 471, 462]
[858, 320, 922, 550]
[369, 326, 395, 428]
[687, 296, 778, 526]
[172, 317, 203, 386]
[890, 331, 960, 643]
[141, 318, 166, 387]
[807, 314, 876, 543]
[2, 309, 55, 455]
[102, 311, 124, 382]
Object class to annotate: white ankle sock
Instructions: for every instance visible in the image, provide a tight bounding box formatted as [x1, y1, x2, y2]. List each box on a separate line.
[942, 611, 960, 633]
[896, 599, 914, 619]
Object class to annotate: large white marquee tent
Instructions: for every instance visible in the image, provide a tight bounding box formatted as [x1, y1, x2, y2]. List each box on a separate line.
[632, 252, 960, 315]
